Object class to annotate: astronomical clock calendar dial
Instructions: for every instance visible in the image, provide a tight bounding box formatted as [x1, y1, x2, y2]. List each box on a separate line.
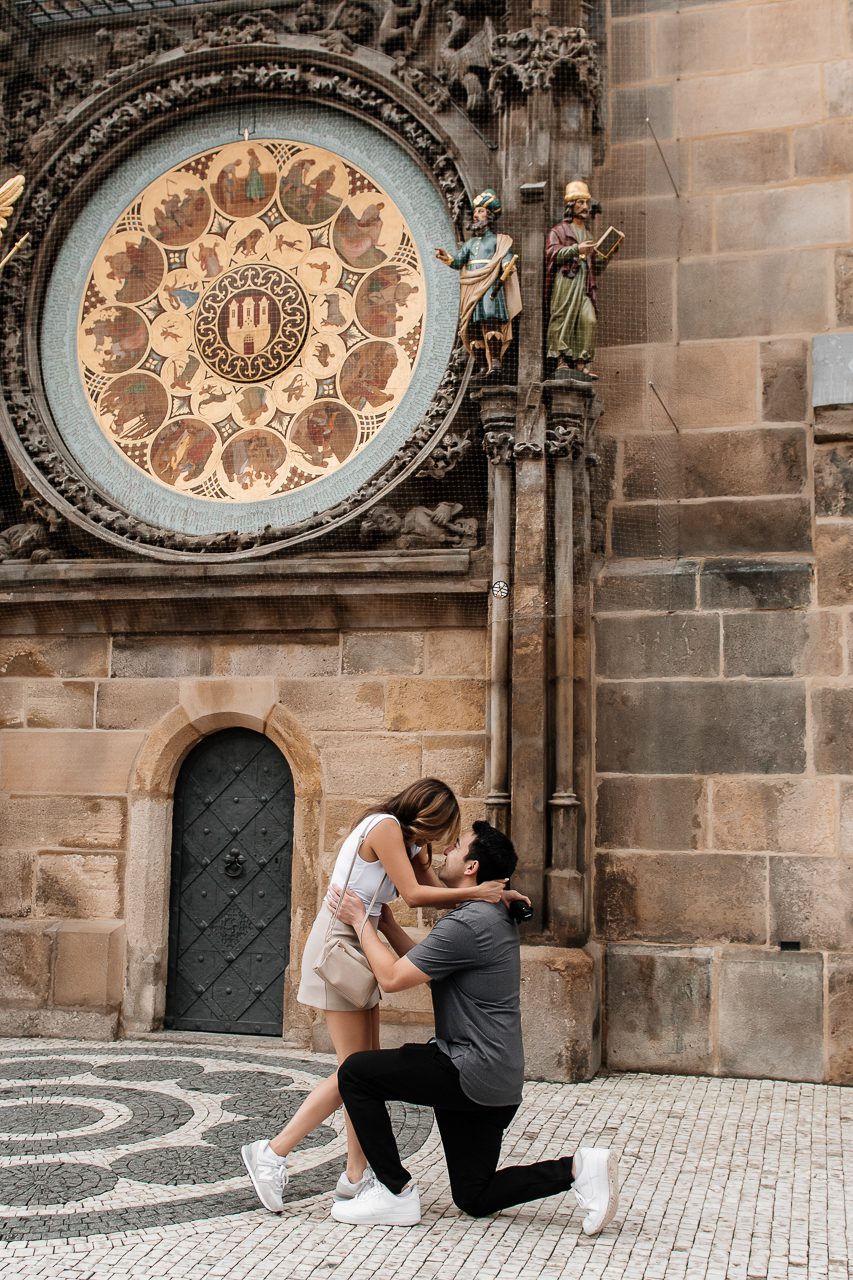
[77, 141, 426, 503]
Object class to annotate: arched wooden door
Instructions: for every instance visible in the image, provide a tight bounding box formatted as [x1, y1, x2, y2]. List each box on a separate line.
[165, 728, 294, 1035]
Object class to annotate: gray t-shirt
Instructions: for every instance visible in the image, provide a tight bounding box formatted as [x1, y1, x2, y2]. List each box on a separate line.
[407, 901, 523, 1107]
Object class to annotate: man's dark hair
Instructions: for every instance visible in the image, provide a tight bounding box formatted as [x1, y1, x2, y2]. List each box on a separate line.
[468, 820, 517, 883]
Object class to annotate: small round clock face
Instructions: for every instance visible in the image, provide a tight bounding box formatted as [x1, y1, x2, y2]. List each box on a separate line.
[77, 140, 425, 503]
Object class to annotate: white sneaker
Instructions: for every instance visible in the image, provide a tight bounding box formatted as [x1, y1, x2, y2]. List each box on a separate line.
[335, 1169, 372, 1199]
[572, 1147, 619, 1235]
[241, 1140, 289, 1213]
[330, 1173, 421, 1226]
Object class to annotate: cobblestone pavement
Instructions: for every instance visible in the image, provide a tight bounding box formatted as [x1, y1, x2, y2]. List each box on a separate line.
[0, 1039, 849, 1280]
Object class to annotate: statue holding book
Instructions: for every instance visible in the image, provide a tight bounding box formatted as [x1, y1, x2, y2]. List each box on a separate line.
[545, 180, 622, 382]
[436, 188, 521, 382]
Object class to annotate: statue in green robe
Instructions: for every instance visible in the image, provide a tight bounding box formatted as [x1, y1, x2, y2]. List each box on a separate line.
[545, 180, 612, 382]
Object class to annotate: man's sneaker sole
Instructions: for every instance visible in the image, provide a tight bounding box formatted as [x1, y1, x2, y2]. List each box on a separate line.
[240, 1143, 284, 1213]
[583, 1149, 619, 1236]
[330, 1195, 420, 1226]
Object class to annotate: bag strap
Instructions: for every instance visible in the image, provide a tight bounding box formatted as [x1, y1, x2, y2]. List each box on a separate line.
[325, 814, 392, 937]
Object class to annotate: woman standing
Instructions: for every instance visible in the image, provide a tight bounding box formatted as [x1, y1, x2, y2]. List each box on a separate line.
[241, 777, 509, 1211]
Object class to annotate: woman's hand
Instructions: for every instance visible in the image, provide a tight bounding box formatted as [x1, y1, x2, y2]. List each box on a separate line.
[378, 902, 395, 936]
[501, 888, 532, 910]
[470, 877, 509, 903]
[325, 884, 368, 933]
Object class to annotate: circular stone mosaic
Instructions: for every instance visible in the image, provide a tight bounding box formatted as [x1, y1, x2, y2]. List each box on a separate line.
[77, 140, 425, 503]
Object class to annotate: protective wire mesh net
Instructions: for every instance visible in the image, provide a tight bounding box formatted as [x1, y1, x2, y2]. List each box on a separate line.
[0, 0, 692, 633]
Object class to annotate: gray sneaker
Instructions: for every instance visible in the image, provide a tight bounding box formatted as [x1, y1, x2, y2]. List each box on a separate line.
[241, 1140, 288, 1213]
[335, 1169, 372, 1200]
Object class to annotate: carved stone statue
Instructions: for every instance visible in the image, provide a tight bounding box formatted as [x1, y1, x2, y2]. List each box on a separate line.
[0, 175, 26, 274]
[435, 189, 521, 382]
[0, 521, 55, 562]
[439, 5, 494, 116]
[545, 179, 616, 382]
[360, 502, 478, 549]
[378, 2, 426, 56]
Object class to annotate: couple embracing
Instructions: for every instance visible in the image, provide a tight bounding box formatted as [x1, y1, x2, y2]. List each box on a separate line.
[241, 777, 620, 1232]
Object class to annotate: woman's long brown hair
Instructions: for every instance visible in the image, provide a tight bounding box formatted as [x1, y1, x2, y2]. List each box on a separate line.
[353, 777, 461, 864]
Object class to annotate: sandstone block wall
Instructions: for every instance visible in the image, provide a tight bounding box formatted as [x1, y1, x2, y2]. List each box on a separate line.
[0, 628, 487, 1042]
[592, 0, 853, 1082]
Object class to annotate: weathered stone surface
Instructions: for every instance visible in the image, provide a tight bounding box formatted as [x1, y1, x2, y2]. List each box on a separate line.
[835, 248, 853, 325]
[676, 65, 822, 136]
[320, 733, 422, 795]
[597, 139, 688, 201]
[699, 559, 813, 610]
[815, 444, 853, 516]
[712, 778, 836, 855]
[35, 853, 121, 919]
[718, 951, 823, 1081]
[50, 920, 125, 1009]
[723, 611, 841, 677]
[679, 252, 829, 341]
[813, 686, 853, 773]
[815, 522, 853, 604]
[595, 614, 719, 678]
[657, 8, 747, 76]
[593, 560, 698, 613]
[0, 796, 127, 850]
[342, 632, 423, 676]
[421, 734, 485, 797]
[597, 681, 806, 774]
[96, 679, 179, 729]
[111, 636, 340, 679]
[595, 851, 766, 944]
[692, 130, 790, 191]
[322, 797, 369, 852]
[612, 84, 673, 142]
[596, 776, 705, 850]
[749, 0, 846, 65]
[795, 121, 853, 179]
[279, 679, 384, 731]
[1, 731, 145, 795]
[598, 261, 674, 346]
[0, 1007, 119, 1039]
[0, 921, 51, 1005]
[612, 498, 811, 557]
[603, 195, 711, 261]
[0, 638, 109, 679]
[0, 681, 24, 727]
[761, 340, 809, 422]
[606, 945, 712, 1072]
[827, 953, 853, 1083]
[813, 404, 853, 441]
[622, 429, 806, 500]
[25, 681, 95, 729]
[770, 856, 853, 949]
[717, 182, 850, 252]
[0, 851, 32, 917]
[424, 630, 487, 678]
[384, 679, 485, 732]
[520, 945, 599, 1081]
[611, 17, 653, 84]
[824, 57, 853, 116]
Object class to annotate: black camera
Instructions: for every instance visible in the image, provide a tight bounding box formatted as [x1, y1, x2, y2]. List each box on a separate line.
[508, 899, 534, 924]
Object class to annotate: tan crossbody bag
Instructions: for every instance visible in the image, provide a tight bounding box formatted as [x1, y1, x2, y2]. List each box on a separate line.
[313, 817, 388, 1009]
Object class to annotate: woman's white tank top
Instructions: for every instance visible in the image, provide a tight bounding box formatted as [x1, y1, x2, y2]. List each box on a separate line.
[328, 813, 418, 917]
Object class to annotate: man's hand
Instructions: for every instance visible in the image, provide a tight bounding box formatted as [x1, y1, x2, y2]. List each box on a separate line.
[325, 884, 367, 934]
[435, 247, 453, 265]
[578, 240, 596, 259]
[501, 888, 532, 910]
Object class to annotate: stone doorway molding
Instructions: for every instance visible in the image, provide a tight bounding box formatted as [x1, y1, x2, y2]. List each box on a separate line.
[122, 682, 323, 1040]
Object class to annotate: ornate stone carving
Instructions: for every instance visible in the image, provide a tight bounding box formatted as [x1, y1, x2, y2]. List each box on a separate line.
[390, 57, 452, 112]
[483, 430, 515, 465]
[513, 440, 543, 460]
[0, 519, 57, 562]
[545, 418, 585, 460]
[185, 10, 283, 50]
[488, 24, 602, 115]
[0, 63, 470, 558]
[359, 501, 478, 549]
[438, 5, 495, 117]
[415, 432, 471, 480]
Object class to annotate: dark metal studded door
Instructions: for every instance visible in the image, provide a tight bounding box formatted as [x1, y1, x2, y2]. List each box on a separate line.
[165, 729, 294, 1035]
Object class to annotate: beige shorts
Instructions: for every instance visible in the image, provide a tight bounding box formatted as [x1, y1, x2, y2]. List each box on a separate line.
[297, 903, 381, 1013]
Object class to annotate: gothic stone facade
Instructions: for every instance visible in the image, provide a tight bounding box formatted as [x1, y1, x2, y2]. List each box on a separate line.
[0, 0, 850, 1086]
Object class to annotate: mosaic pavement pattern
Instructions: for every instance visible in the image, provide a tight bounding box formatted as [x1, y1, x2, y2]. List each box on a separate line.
[0, 1039, 850, 1280]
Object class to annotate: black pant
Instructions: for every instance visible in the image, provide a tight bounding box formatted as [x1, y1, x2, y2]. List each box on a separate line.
[337, 1042, 575, 1217]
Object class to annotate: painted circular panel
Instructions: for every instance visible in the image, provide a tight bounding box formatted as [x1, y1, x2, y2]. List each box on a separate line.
[77, 140, 426, 503]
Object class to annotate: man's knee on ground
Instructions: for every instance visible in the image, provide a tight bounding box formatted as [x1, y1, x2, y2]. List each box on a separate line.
[451, 1187, 494, 1219]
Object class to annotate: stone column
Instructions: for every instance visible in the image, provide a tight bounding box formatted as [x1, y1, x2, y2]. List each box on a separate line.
[544, 399, 587, 944]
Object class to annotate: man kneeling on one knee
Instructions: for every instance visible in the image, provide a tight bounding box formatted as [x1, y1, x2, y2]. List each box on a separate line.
[327, 820, 620, 1231]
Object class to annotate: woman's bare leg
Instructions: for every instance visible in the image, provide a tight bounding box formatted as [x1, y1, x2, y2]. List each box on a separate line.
[268, 1007, 376, 1181]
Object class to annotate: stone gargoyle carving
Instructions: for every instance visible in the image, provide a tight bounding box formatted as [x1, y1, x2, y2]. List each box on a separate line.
[360, 501, 478, 549]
